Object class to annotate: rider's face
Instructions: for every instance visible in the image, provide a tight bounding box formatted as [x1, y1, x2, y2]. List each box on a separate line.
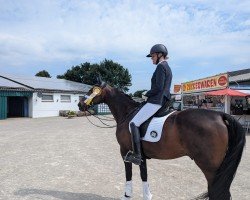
[151, 53, 158, 64]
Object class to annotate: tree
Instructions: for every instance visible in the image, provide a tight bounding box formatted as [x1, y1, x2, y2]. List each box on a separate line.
[133, 89, 147, 98]
[57, 59, 132, 92]
[35, 70, 51, 78]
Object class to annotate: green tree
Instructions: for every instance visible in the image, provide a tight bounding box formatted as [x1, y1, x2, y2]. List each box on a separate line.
[57, 59, 132, 92]
[35, 70, 51, 78]
[133, 89, 147, 98]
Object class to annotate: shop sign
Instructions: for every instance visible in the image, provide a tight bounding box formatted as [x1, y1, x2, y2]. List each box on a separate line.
[174, 85, 181, 93]
[182, 73, 228, 93]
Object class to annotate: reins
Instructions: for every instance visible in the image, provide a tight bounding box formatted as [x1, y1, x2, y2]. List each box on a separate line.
[84, 101, 143, 128]
[84, 110, 117, 128]
[81, 84, 143, 128]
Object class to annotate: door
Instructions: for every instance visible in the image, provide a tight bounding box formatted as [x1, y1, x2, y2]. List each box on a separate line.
[7, 97, 26, 117]
[0, 96, 7, 120]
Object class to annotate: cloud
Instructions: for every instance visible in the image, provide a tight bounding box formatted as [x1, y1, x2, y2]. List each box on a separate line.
[0, 0, 249, 92]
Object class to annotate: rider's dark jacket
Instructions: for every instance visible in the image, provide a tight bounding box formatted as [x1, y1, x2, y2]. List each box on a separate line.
[145, 60, 172, 105]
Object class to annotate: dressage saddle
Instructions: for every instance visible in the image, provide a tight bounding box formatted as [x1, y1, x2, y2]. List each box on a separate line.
[131, 100, 173, 137]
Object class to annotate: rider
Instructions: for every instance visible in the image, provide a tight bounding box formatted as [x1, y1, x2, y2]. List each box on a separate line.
[124, 44, 173, 165]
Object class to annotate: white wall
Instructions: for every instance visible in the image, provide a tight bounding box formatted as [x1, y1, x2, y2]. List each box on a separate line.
[32, 92, 83, 118]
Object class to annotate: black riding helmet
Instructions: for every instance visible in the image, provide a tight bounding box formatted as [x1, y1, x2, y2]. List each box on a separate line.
[146, 44, 168, 57]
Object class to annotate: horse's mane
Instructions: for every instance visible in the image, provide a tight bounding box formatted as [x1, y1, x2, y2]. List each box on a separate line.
[114, 88, 140, 107]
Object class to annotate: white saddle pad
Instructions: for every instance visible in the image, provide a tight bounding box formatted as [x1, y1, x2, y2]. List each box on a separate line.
[142, 111, 176, 142]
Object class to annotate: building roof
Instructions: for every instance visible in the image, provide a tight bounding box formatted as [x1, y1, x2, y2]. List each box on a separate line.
[0, 76, 33, 91]
[228, 68, 250, 83]
[0, 74, 91, 93]
[229, 73, 250, 83]
[228, 68, 250, 76]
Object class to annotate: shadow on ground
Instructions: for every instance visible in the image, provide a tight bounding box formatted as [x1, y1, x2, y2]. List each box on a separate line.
[14, 188, 120, 200]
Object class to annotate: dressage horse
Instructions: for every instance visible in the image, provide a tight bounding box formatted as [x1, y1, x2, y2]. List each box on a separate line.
[78, 81, 245, 200]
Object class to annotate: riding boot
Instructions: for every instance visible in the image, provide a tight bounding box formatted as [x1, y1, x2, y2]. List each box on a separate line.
[124, 122, 142, 165]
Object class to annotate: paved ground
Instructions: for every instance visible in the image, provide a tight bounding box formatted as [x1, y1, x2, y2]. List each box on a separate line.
[0, 116, 249, 200]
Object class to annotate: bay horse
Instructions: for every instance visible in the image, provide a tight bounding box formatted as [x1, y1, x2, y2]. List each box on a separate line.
[78, 81, 245, 200]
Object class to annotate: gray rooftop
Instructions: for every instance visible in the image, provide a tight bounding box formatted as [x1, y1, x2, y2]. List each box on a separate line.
[0, 76, 32, 91]
[0, 74, 91, 93]
[228, 68, 250, 82]
[228, 68, 250, 76]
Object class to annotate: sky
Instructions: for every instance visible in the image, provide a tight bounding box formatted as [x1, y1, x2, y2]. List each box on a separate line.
[0, 0, 249, 93]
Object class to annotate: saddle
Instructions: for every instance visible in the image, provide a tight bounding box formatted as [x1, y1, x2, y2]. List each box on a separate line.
[131, 100, 173, 138]
[128, 100, 175, 160]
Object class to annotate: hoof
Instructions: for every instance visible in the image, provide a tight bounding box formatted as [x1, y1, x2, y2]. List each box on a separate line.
[121, 195, 132, 200]
[143, 193, 152, 200]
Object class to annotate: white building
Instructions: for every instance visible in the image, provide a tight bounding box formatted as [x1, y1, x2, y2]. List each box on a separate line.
[0, 74, 91, 119]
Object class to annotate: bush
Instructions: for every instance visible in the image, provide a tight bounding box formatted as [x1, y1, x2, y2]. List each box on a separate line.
[59, 110, 70, 117]
[67, 111, 76, 116]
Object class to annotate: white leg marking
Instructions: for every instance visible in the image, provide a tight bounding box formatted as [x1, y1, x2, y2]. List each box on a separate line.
[142, 181, 152, 200]
[121, 181, 133, 200]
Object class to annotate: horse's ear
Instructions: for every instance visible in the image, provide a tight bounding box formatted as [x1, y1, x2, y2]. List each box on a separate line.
[96, 75, 102, 85]
[96, 75, 106, 88]
[100, 81, 106, 88]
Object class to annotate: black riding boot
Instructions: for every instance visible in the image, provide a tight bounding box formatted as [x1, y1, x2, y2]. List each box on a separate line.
[124, 122, 142, 165]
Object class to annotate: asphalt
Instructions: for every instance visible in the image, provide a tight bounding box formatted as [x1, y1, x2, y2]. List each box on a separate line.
[0, 116, 249, 200]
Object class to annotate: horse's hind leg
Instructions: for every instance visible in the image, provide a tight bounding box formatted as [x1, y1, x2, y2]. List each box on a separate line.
[121, 161, 133, 200]
[140, 158, 152, 200]
[198, 169, 216, 200]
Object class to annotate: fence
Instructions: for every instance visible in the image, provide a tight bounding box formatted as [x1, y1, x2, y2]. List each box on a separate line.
[94, 103, 111, 115]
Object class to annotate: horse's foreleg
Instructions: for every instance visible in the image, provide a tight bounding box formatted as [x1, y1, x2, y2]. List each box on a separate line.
[139, 158, 147, 182]
[140, 158, 152, 200]
[121, 161, 133, 200]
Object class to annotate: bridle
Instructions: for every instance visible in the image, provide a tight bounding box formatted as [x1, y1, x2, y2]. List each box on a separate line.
[82, 86, 116, 128]
[83, 86, 102, 106]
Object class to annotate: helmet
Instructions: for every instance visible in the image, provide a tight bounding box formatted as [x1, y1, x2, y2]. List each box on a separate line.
[146, 44, 168, 57]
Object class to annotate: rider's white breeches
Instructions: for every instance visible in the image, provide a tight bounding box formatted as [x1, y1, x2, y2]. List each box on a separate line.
[130, 103, 161, 128]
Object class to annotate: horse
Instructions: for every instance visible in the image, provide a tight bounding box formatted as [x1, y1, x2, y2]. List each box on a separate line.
[78, 80, 245, 200]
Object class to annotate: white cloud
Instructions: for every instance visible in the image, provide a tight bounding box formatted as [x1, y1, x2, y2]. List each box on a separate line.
[0, 0, 249, 92]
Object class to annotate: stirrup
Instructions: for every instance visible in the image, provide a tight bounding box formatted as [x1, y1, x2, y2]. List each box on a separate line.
[124, 151, 142, 165]
[124, 151, 133, 161]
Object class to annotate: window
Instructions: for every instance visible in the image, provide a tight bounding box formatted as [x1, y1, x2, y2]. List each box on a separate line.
[61, 95, 71, 102]
[42, 94, 54, 102]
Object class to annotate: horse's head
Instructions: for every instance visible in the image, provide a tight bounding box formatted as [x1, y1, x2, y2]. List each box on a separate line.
[78, 76, 107, 111]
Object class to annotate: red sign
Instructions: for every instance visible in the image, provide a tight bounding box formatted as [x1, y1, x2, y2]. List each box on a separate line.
[218, 76, 227, 86]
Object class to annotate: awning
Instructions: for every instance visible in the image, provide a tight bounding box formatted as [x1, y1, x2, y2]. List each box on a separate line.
[205, 88, 249, 97]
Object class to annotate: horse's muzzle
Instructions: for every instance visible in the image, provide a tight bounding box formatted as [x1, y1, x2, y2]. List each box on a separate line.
[78, 101, 89, 111]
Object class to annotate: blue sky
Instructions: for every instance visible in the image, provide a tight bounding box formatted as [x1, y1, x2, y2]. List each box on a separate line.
[0, 0, 249, 93]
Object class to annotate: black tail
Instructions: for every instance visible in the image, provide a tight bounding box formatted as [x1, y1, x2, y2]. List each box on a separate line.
[203, 113, 246, 200]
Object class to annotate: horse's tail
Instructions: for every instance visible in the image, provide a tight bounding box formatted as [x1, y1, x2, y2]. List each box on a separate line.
[206, 113, 246, 200]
